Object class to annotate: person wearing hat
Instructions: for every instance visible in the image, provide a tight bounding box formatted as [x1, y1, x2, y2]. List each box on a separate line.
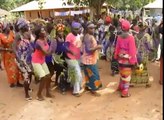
[102, 16, 112, 58]
[15, 31, 34, 100]
[0, 23, 23, 88]
[114, 19, 137, 97]
[136, 21, 154, 62]
[65, 22, 84, 97]
[81, 22, 103, 96]
[50, 23, 69, 94]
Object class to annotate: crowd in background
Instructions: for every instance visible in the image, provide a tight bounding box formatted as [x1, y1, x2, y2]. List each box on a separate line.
[0, 12, 163, 100]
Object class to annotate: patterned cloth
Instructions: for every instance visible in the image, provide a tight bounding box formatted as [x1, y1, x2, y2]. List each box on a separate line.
[56, 24, 65, 32]
[136, 32, 153, 63]
[81, 34, 98, 65]
[82, 33, 102, 91]
[0, 31, 22, 84]
[16, 39, 33, 82]
[84, 64, 102, 91]
[114, 33, 137, 96]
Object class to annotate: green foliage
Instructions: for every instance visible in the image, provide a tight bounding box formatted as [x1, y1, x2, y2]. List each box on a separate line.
[38, 0, 46, 9]
[52, 53, 76, 84]
[0, 0, 156, 13]
[107, 0, 155, 10]
[65, 0, 106, 18]
[0, 0, 33, 11]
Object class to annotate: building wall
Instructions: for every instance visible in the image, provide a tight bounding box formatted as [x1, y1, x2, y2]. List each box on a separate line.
[24, 8, 87, 20]
[25, 10, 52, 20]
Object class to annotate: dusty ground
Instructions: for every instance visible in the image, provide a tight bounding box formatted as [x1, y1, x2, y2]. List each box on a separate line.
[0, 60, 163, 120]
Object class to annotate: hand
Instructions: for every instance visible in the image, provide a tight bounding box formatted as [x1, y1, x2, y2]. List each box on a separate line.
[97, 45, 103, 49]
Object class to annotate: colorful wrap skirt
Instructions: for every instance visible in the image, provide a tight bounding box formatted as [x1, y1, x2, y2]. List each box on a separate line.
[83, 64, 102, 91]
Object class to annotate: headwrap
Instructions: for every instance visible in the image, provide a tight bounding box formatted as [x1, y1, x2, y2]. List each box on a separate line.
[16, 18, 28, 29]
[56, 23, 65, 32]
[32, 18, 46, 26]
[86, 22, 95, 28]
[105, 16, 112, 24]
[121, 19, 130, 31]
[71, 21, 81, 29]
[119, 18, 125, 24]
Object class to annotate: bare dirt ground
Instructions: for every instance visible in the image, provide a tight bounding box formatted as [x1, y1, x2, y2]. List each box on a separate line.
[0, 60, 163, 120]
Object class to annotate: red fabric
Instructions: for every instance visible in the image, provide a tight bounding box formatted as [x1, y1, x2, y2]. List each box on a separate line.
[105, 16, 112, 24]
[121, 20, 130, 31]
[132, 25, 139, 33]
[114, 35, 137, 65]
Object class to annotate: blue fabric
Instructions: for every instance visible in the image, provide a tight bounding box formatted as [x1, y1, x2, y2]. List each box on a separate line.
[46, 39, 53, 63]
[83, 64, 102, 91]
[56, 41, 67, 54]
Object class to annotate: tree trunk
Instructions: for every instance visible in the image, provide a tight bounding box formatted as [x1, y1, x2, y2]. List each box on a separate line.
[96, 3, 101, 17]
[89, 7, 95, 21]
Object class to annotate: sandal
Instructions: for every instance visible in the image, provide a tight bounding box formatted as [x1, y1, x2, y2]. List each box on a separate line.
[121, 93, 131, 98]
[72, 93, 81, 97]
[25, 96, 32, 101]
[36, 96, 45, 101]
[90, 91, 101, 97]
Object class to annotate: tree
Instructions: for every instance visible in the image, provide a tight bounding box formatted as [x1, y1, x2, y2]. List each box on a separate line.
[107, 0, 155, 10]
[38, 0, 46, 18]
[0, 0, 33, 11]
[65, 0, 106, 20]
[65, 0, 154, 20]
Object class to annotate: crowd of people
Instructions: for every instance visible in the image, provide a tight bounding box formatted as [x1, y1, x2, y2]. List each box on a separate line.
[0, 12, 163, 101]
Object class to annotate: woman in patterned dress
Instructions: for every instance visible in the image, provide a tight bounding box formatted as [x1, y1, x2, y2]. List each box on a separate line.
[114, 19, 137, 97]
[16, 31, 34, 100]
[136, 22, 153, 64]
[82, 22, 103, 96]
[0, 23, 23, 87]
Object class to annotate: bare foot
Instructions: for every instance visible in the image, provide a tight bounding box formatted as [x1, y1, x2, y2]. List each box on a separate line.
[25, 96, 32, 101]
[46, 93, 54, 98]
[37, 95, 44, 101]
[121, 93, 131, 98]
[159, 80, 163, 85]
[90, 91, 101, 97]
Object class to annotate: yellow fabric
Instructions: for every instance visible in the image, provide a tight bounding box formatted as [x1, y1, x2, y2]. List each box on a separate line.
[32, 62, 50, 78]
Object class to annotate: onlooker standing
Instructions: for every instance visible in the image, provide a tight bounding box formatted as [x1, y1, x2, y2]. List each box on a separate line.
[0, 23, 23, 87]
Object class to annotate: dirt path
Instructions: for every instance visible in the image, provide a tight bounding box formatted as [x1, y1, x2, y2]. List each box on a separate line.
[0, 60, 162, 120]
